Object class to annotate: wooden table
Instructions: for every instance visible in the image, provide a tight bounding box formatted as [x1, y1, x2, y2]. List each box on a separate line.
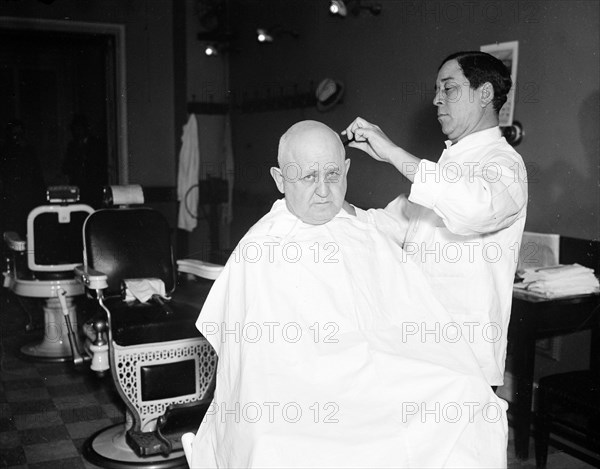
[507, 290, 600, 459]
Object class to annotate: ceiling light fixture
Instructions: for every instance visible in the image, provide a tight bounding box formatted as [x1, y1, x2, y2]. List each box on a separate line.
[329, 0, 348, 16]
[204, 44, 220, 56]
[256, 26, 299, 43]
[329, 0, 382, 17]
[256, 28, 274, 43]
[197, 30, 236, 57]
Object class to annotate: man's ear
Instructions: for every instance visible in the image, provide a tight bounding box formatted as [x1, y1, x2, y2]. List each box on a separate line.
[480, 82, 494, 107]
[344, 158, 351, 175]
[270, 167, 285, 194]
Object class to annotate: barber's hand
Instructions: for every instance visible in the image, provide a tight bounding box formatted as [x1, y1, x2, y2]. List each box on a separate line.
[343, 117, 398, 163]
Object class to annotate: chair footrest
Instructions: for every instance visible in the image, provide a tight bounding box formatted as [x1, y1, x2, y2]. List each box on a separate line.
[125, 399, 213, 457]
[158, 399, 213, 439]
[126, 429, 181, 457]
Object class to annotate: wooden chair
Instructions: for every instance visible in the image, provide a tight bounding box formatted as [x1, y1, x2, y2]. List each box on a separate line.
[534, 236, 600, 468]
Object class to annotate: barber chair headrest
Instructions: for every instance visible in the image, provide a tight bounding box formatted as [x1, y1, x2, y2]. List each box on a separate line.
[103, 185, 145, 207]
[46, 185, 80, 204]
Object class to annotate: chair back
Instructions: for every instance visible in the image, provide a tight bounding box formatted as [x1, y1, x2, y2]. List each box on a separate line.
[26, 186, 94, 278]
[83, 207, 176, 297]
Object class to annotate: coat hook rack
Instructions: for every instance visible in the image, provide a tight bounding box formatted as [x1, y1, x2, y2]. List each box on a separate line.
[187, 82, 318, 115]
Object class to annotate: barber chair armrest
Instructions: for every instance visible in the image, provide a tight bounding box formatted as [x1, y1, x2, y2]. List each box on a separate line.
[177, 259, 224, 280]
[75, 265, 109, 290]
[3, 231, 26, 252]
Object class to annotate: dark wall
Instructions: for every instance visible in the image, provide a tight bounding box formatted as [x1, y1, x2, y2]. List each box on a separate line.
[3, 0, 598, 248]
[226, 0, 599, 245]
[1, 0, 180, 190]
[0, 31, 110, 186]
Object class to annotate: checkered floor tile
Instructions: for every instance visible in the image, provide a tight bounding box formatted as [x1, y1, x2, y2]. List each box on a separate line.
[1, 290, 123, 468]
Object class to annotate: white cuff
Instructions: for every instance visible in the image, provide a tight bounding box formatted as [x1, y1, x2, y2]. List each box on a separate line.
[408, 159, 444, 209]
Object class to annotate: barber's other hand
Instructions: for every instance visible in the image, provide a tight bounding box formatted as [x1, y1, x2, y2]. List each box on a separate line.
[343, 117, 397, 163]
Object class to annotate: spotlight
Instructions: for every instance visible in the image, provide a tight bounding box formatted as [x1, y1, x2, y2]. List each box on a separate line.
[256, 28, 274, 43]
[329, 0, 347, 17]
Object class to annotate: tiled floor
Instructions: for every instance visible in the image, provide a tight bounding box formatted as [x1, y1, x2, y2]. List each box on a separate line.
[0, 288, 596, 469]
[0, 290, 123, 468]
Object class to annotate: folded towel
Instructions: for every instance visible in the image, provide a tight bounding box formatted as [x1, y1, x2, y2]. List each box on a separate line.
[123, 278, 169, 303]
[516, 264, 599, 298]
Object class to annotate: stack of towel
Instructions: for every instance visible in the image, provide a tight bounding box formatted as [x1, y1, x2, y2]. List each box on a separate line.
[515, 264, 600, 299]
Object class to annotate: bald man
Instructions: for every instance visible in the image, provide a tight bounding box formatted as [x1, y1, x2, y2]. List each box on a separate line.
[190, 121, 508, 468]
[270, 120, 351, 225]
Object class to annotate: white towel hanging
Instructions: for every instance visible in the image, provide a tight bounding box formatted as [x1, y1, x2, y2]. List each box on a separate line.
[177, 114, 200, 231]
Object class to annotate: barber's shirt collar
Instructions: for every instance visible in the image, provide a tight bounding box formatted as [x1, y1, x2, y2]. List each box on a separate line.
[444, 126, 502, 152]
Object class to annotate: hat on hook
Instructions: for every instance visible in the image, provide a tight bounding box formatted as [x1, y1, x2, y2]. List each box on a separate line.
[315, 78, 345, 112]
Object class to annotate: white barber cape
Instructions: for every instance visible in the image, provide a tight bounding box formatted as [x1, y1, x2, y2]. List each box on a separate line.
[191, 199, 508, 468]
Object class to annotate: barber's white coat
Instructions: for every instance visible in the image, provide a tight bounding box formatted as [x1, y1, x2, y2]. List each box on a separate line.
[357, 127, 527, 385]
[191, 199, 508, 468]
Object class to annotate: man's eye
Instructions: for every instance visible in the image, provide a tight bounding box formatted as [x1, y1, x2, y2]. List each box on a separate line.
[326, 172, 341, 182]
[444, 86, 460, 99]
[303, 174, 316, 182]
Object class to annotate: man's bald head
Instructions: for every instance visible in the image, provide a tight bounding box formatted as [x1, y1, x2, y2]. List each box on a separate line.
[277, 120, 344, 167]
[271, 120, 350, 225]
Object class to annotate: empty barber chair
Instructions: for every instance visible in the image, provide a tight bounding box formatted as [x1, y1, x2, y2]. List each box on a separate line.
[78, 185, 220, 468]
[2, 186, 94, 362]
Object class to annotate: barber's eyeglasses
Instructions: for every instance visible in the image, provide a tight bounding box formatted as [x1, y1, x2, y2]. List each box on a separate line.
[436, 84, 461, 102]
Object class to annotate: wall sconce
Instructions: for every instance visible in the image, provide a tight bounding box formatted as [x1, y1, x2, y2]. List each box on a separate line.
[256, 26, 299, 43]
[329, 0, 382, 17]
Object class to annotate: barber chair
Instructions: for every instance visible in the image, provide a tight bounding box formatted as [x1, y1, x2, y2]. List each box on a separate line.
[2, 186, 94, 362]
[78, 185, 220, 468]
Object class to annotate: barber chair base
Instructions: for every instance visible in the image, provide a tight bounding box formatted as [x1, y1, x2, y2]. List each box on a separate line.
[19, 296, 83, 362]
[83, 424, 188, 469]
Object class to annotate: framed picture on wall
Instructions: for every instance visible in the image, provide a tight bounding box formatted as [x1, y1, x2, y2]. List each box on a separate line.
[480, 40, 519, 127]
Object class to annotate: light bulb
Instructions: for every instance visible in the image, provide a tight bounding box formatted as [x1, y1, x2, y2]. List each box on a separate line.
[204, 45, 218, 56]
[256, 28, 273, 43]
[329, 0, 347, 16]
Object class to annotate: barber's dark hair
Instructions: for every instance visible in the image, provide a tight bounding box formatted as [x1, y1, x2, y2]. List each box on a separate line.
[439, 51, 512, 113]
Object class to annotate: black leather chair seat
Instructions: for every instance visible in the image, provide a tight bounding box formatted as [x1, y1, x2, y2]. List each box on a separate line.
[107, 298, 201, 346]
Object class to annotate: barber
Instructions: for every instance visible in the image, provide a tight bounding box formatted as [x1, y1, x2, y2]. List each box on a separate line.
[344, 51, 528, 386]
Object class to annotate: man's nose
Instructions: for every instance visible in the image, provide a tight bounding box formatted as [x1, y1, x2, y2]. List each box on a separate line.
[315, 178, 330, 198]
[433, 90, 443, 106]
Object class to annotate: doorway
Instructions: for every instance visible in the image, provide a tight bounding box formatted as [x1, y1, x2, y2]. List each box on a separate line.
[0, 17, 127, 207]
